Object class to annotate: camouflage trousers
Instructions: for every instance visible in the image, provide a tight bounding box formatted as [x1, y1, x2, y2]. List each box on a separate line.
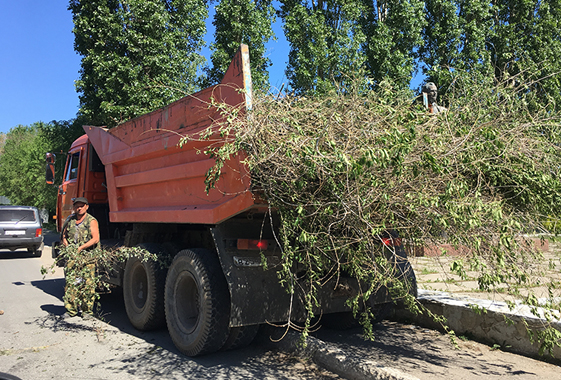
[64, 262, 96, 316]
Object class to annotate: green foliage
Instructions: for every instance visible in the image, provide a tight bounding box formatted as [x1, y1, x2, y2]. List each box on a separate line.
[279, 0, 367, 94]
[490, 0, 561, 109]
[421, 0, 561, 109]
[42, 243, 160, 314]
[526, 323, 561, 357]
[205, 0, 275, 91]
[0, 124, 53, 210]
[362, 0, 425, 89]
[279, 0, 424, 94]
[69, 0, 207, 127]
[0, 120, 84, 215]
[421, 0, 493, 91]
[543, 217, 561, 234]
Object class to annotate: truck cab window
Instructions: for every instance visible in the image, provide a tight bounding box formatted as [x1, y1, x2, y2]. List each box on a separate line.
[89, 144, 104, 172]
[65, 152, 80, 181]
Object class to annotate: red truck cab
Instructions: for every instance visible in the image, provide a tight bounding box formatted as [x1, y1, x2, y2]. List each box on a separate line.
[55, 135, 107, 234]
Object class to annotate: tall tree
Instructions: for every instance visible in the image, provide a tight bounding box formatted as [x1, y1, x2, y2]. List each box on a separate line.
[280, 0, 367, 95]
[420, 0, 462, 89]
[69, 0, 208, 127]
[361, 0, 425, 89]
[490, 0, 561, 107]
[420, 0, 561, 107]
[420, 0, 494, 94]
[0, 124, 56, 212]
[0, 120, 86, 215]
[206, 0, 275, 91]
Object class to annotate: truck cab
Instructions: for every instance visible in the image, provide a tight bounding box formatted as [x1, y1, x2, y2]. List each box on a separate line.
[54, 135, 109, 236]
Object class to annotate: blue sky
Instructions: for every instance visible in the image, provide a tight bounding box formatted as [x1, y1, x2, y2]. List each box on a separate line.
[1, 2, 81, 134]
[0, 1, 290, 135]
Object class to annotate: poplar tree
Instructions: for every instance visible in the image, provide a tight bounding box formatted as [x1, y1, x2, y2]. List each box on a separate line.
[69, 0, 208, 127]
[421, 0, 494, 93]
[361, 0, 425, 89]
[490, 0, 561, 107]
[279, 0, 367, 95]
[206, 0, 275, 91]
[421, 0, 561, 107]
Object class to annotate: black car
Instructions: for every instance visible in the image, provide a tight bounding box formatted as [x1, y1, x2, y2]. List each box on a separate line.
[0, 206, 44, 257]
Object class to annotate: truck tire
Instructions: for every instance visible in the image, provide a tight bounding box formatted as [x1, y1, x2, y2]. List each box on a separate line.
[165, 248, 230, 356]
[221, 325, 259, 351]
[123, 243, 167, 330]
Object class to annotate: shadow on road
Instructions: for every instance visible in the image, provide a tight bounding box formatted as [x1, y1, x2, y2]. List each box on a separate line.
[31, 278, 65, 301]
[314, 322, 450, 367]
[0, 250, 38, 259]
[28, 283, 316, 377]
[95, 288, 181, 355]
[40, 304, 66, 316]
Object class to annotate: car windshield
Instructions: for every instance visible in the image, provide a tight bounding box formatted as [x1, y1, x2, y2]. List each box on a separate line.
[0, 210, 36, 223]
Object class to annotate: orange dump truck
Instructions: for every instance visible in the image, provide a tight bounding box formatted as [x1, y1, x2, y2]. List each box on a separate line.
[47, 45, 416, 356]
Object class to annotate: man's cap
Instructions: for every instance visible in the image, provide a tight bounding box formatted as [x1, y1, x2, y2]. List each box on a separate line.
[422, 82, 437, 92]
[73, 197, 89, 205]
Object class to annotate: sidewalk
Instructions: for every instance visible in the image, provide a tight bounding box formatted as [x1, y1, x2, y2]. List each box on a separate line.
[410, 239, 561, 306]
[405, 239, 561, 359]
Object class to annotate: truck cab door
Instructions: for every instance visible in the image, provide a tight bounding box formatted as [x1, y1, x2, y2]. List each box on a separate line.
[59, 149, 83, 226]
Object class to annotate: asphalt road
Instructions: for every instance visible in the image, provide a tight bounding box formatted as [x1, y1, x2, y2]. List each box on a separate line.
[0, 232, 338, 380]
[1, 231, 560, 380]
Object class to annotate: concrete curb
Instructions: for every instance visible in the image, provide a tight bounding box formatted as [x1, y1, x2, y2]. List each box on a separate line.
[396, 289, 561, 359]
[259, 326, 420, 380]
[260, 288, 561, 379]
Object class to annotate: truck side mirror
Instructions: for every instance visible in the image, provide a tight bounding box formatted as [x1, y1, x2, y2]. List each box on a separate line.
[45, 153, 56, 185]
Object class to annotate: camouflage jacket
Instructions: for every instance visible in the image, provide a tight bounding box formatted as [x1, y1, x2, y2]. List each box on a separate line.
[63, 213, 100, 250]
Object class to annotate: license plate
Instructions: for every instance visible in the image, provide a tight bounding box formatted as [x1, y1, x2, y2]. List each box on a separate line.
[5, 230, 25, 235]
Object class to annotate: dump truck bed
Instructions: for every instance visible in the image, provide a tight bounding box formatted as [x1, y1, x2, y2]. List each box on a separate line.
[84, 45, 259, 225]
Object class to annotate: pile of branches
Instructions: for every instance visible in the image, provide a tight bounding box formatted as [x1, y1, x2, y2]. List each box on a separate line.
[202, 75, 561, 339]
[41, 244, 160, 317]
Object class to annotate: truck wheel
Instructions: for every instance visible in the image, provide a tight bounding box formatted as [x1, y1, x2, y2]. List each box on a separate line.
[165, 249, 230, 356]
[123, 243, 167, 330]
[221, 325, 259, 351]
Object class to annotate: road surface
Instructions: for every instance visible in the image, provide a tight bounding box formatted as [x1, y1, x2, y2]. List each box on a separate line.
[0, 231, 559, 380]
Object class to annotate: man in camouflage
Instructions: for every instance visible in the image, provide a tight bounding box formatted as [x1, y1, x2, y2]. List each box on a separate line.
[62, 197, 100, 318]
[421, 82, 447, 114]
